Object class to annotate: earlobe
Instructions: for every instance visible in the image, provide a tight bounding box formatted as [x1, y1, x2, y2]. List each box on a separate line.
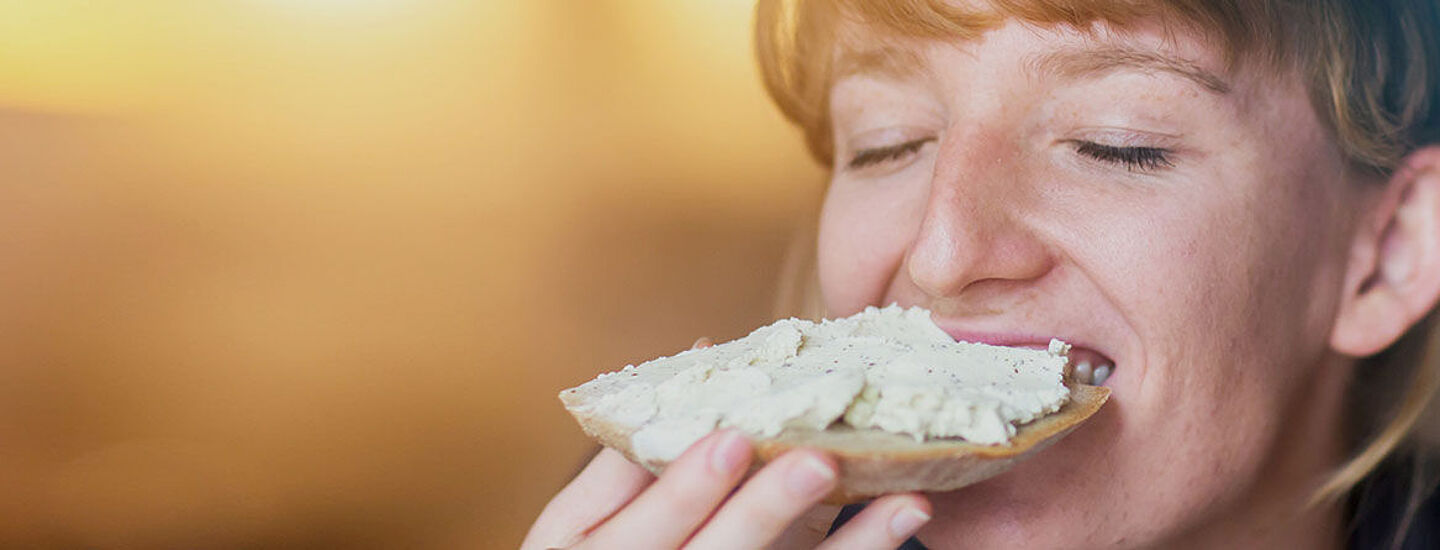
[1332, 146, 1440, 357]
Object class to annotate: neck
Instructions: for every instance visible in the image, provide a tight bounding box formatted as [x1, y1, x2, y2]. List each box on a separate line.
[1166, 356, 1353, 550]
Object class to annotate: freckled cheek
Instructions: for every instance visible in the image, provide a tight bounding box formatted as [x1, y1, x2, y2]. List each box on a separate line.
[1157, 195, 1329, 343]
[1110, 200, 1309, 414]
[817, 184, 923, 314]
[1077, 213, 1211, 314]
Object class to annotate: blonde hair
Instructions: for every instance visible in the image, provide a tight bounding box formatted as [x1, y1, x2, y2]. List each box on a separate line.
[756, 0, 1440, 521]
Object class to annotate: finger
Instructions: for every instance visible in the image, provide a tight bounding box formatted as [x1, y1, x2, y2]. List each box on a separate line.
[814, 493, 931, 550]
[580, 429, 752, 549]
[520, 448, 656, 550]
[692, 337, 714, 349]
[684, 449, 839, 550]
[768, 503, 843, 549]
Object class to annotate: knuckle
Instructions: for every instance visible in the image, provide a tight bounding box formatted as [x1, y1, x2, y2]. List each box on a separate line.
[734, 496, 798, 532]
[652, 470, 726, 516]
[733, 463, 821, 526]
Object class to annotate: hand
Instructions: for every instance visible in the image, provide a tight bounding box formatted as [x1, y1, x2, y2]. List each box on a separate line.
[523, 336, 930, 549]
[521, 432, 931, 549]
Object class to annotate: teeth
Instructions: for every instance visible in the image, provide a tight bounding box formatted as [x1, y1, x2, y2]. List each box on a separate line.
[1074, 361, 1093, 384]
[1092, 365, 1113, 386]
[1070, 361, 1114, 386]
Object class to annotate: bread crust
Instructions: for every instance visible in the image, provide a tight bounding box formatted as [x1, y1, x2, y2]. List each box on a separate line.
[563, 384, 1109, 504]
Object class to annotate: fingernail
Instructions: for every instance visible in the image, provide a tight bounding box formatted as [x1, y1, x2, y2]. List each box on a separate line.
[888, 506, 930, 538]
[709, 430, 749, 474]
[785, 454, 836, 497]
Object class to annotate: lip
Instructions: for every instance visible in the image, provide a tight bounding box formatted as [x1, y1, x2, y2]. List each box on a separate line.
[939, 329, 1067, 349]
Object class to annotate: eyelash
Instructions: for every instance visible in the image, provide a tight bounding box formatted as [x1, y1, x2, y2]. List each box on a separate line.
[1073, 141, 1174, 171]
[846, 138, 935, 170]
[845, 137, 1174, 172]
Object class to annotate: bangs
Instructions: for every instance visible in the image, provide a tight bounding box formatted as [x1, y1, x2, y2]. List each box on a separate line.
[756, 0, 1294, 166]
[832, 0, 1271, 49]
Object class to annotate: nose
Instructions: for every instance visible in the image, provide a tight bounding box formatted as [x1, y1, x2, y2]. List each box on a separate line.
[905, 125, 1055, 299]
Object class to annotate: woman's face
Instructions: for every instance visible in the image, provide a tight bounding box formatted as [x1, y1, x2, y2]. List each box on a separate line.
[819, 19, 1366, 548]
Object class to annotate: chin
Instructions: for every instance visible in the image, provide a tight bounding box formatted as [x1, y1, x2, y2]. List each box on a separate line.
[918, 397, 1134, 549]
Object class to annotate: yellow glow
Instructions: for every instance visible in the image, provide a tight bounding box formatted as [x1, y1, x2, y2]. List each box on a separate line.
[0, 0, 823, 546]
[256, 0, 415, 18]
[0, 0, 489, 114]
[0, 2, 177, 113]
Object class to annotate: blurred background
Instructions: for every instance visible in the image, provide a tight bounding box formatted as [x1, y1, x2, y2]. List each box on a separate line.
[0, 1, 824, 547]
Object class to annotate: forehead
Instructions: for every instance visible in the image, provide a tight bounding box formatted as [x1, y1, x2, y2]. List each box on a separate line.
[829, 18, 1237, 95]
[833, 41, 1232, 96]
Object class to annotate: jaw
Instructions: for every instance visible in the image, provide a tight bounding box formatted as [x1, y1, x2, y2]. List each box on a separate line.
[913, 382, 1126, 546]
[918, 352, 1354, 550]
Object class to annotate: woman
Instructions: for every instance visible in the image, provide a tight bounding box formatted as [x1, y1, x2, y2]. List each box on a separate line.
[524, 0, 1440, 548]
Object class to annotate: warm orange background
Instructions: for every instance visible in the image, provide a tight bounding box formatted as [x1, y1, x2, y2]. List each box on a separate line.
[0, 1, 824, 547]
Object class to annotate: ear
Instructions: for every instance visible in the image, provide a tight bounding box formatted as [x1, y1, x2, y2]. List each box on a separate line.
[1332, 146, 1440, 357]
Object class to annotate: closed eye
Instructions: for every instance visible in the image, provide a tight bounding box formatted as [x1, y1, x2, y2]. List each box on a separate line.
[1073, 141, 1173, 171]
[846, 137, 936, 170]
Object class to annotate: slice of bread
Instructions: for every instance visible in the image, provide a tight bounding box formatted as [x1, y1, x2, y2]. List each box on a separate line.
[563, 381, 1107, 504]
[559, 307, 1110, 504]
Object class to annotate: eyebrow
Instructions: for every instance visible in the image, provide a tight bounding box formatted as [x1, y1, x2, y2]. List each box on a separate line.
[1030, 47, 1231, 94]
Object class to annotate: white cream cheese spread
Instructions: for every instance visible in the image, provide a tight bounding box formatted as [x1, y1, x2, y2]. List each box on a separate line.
[569, 305, 1071, 462]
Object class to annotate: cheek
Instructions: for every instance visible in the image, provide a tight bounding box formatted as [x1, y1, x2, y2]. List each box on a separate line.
[1093, 173, 1343, 401]
[1124, 163, 1345, 366]
[1161, 88, 1350, 356]
[1102, 150, 1349, 482]
[817, 176, 929, 315]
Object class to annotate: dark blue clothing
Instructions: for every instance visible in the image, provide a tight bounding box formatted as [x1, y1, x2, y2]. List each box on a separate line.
[828, 459, 1440, 549]
[1349, 457, 1440, 549]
